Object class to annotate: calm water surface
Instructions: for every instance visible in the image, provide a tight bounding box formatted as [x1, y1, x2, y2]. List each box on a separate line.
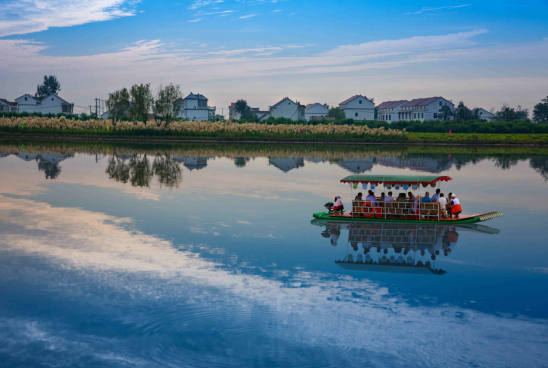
[1, 142, 548, 367]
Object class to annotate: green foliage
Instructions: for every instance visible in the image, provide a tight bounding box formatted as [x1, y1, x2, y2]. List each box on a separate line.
[153, 84, 183, 127]
[454, 101, 475, 122]
[439, 105, 453, 121]
[533, 96, 548, 124]
[130, 84, 154, 125]
[106, 88, 131, 123]
[327, 107, 345, 121]
[495, 103, 529, 122]
[234, 99, 258, 121]
[36, 75, 61, 99]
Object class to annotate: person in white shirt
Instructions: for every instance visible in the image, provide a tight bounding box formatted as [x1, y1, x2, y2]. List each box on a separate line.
[438, 193, 447, 217]
[333, 195, 344, 213]
[384, 191, 394, 202]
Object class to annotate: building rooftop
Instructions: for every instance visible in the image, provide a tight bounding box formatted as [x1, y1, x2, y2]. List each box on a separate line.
[401, 97, 443, 107]
[376, 100, 408, 109]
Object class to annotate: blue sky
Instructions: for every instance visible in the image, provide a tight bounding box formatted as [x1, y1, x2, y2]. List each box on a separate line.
[0, 0, 547, 115]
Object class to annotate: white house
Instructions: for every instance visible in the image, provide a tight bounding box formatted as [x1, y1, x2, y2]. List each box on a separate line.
[269, 97, 306, 121]
[398, 97, 454, 122]
[268, 157, 305, 173]
[178, 93, 216, 121]
[0, 99, 18, 113]
[15, 94, 39, 113]
[375, 100, 408, 123]
[473, 108, 496, 122]
[339, 95, 375, 121]
[337, 158, 374, 173]
[305, 103, 329, 121]
[14, 94, 74, 114]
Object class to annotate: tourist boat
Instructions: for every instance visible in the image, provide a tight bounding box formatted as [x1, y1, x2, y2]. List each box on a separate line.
[311, 219, 501, 275]
[313, 175, 503, 224]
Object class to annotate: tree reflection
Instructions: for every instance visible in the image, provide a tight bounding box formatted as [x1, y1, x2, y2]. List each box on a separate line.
[129, 154, 153, 188]
[493, 156, 519, 169]
[105, 155, 130, 183]
[37, 157, 61, 179]
[106, 153, 182, 188]
[152, 153, 182, 188]
[530, 156, 548, 181]
[234, 157, 250, 168]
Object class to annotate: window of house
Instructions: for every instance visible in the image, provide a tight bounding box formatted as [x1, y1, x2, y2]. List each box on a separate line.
[439, 102, 442, 106]
[355, 112, 358, 117]
[52, 98, 54, 101]
[434, 113, 438, 118]
[421, 113, 424, 118]
[359, 100, 362, 104]
[389, 115, 391, 121]
[25, 97, 27, 101]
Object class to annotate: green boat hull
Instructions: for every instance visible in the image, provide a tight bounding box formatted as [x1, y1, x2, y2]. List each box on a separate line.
[312, 211, 503, 224]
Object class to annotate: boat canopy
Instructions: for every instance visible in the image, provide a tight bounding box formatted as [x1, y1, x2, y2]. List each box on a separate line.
[340, 175, 452, 185]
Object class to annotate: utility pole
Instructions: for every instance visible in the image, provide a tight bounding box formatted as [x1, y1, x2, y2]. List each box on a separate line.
[95, 98, 100, 118]
[89, 105, 93, 115]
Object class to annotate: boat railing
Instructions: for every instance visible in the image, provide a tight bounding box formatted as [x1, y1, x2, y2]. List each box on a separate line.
[348, 226, 438, 245]
[352, 200, 441, 221]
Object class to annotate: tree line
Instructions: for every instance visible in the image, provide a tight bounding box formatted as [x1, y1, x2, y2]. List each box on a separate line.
[106, 83, 184, 127]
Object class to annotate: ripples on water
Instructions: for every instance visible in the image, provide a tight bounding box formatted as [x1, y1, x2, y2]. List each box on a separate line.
[0, 142, 547, 367]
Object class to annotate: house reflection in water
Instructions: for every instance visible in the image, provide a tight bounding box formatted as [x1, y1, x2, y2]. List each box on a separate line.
[268, 157, 305, 173]
[172, 156, 214, 171]
[0, 152, 74, 179]
[377, 156, 453, 173]
[337, 158, 375, 173]
[311, 220, 500, 275]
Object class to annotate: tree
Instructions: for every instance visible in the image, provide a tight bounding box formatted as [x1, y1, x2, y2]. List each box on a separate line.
[496, 104, 529, 122]
[153, 84, 183, 127]
[36, 75, 61, 99]
[106, 88, 130, 123]
[234, 157, 250, 167]
[130, 83, 154, 125]
[129, 154, 153, 187]
[327, 107, 345, 121]
[37, 157, 61, 179]
[533, 96, 548, 124]
[454, 101, 474, 122]
[438, 105, 453, 121]
[234, 99, 257, 121]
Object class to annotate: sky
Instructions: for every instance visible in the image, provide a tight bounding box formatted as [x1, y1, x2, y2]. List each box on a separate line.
[0, 0, 547, 116]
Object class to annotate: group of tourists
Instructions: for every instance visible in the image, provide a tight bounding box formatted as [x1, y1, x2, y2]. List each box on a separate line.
[334, 188, 463, 218]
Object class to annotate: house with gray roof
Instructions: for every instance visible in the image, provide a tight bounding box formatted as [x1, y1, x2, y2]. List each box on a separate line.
[14, 93, 74, 114]
[304, 103, 329, 121]
[398, 97, 454, 122]
[177, 93, 216, 121]
[339, 95, 375, 121]
[269, 97, 306, 121]
[375, 100, 408, 123]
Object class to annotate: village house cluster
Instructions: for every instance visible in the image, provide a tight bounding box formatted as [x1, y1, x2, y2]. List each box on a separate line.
[1, 92, 497, 123]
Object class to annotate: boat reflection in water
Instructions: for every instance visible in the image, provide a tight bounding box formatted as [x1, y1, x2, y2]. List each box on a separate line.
[311, 220, 500, 275]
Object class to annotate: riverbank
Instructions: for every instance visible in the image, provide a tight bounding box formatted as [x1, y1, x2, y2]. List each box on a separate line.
[1, 130, 548, 146]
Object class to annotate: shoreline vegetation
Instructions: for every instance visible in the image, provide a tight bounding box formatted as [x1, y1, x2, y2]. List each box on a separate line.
[1, 116, 548, 145]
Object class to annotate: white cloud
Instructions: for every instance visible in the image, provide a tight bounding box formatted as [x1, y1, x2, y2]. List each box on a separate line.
[207, 46, 282, 55]
[408, 4, 470, 15]
[188, 18, 202, 22]
[239, 13, 258, 19]
[0, 0, 139, 37]
[324, 29, 488, 56]
[188, 0, 224, 10]
[272, 9, 281, 13]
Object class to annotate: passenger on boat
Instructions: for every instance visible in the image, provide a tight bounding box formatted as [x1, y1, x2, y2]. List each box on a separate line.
[354, 192, 363, 201]
[446, 192, 453, 216]
[432, 189, 441, 202]
[421, 192, 432, 202]
[408, 192, 416, 202]
[438, 193, 447, 217]
[333, 195, 344, 213]
[378, 192, 386, 206]
[397, 193, 407, 202]
[451, 194, 462, 218]
[385, 191, 394, 202]
[366, 190, 376, 206]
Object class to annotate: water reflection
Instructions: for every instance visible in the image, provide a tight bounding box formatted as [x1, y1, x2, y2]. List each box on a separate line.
[1, 142, 548, 182]
[312, 220, 500, 275]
